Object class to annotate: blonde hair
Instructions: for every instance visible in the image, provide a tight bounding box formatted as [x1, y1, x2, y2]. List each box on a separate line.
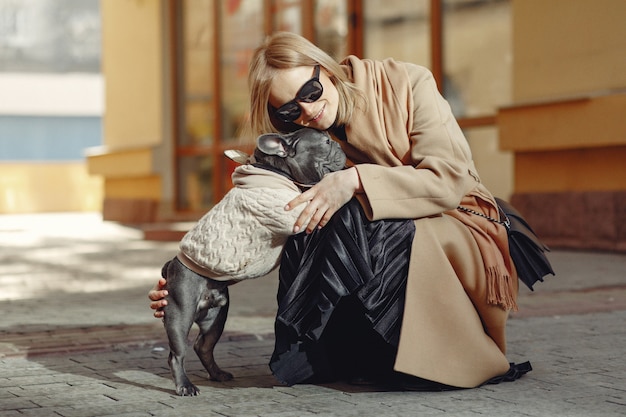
[244, 32, 365, 137]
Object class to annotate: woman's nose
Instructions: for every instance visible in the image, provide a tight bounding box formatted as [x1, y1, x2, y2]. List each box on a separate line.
[298, 101, 317, 118]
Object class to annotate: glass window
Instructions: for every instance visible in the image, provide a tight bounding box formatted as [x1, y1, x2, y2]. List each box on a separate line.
[220, 0, 264, 143]
[363, 0, 430, 66]
[274, 0, 304, 34]
[178, 0, 215, 147]
[175, 0, 215, 211]
[442, 0, 512, 117]
[175, 0, 264, 210]
[171, 0, 513, 212]
[177, 155, 214, 211]
[315, 0, 349, 60]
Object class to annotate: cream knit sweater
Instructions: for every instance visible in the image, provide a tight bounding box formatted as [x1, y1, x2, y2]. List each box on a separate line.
[177, 164, 304, 281]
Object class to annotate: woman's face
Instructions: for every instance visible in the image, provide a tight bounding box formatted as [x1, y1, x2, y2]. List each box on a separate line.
[268, 65, 339, 131]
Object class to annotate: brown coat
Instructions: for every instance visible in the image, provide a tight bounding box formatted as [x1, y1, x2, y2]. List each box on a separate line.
[334, 56, 515, 388]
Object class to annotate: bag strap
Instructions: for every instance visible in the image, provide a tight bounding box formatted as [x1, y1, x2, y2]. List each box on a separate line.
[457, 205, 511, 230]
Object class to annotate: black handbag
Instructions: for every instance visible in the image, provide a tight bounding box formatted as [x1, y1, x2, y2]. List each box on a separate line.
[458, 198, 555, 291]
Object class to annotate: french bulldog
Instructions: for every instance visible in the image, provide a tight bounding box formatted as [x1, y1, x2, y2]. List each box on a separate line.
[160, 128, 346, 396]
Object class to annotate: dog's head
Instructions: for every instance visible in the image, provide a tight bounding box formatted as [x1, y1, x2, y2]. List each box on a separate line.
[253, 128, 346, 185]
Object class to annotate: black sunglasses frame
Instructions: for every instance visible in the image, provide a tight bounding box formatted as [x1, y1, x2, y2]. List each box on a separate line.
[274, 65, 323, 123]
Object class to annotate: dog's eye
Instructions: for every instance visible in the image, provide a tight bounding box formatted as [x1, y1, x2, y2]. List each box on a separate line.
[326, 138, 330, 145]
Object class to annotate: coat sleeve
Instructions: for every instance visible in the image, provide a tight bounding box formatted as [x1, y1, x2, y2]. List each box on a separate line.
[355, 64, 479, 221]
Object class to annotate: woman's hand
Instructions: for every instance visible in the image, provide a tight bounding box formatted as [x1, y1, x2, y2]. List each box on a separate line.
[286, 167, 362, 234]
[148, 278, 168, 318]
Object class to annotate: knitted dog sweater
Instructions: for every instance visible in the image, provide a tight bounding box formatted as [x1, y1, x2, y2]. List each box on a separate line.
[177, 164, 304, 281]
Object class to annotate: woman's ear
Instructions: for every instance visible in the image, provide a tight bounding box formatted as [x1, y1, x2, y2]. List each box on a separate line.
[257, 133, 287, 157]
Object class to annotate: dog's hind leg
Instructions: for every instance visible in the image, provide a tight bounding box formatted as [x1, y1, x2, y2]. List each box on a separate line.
[194, 285, 234, 382]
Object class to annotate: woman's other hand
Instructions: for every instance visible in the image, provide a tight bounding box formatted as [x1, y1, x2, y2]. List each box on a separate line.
[286, 167, 362, 234]
[148, 278, 168, 318]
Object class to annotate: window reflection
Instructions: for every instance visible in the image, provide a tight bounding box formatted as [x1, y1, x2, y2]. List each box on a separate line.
[274, 1, 303, 33]
[171, 0, 512, 212]
[443, 0, 512, 117]
[315, 0, 349, 60]
[177, 155, 214, 211]
[363, 0, 430, 65]
[176, 0, 264, 210]
[220, 0, 264, 143]
[180, 0, 214, 147]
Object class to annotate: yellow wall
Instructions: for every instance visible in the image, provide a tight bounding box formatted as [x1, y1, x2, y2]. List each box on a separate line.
[499, 0, 626, 251]
[499, 93, 626, 193]
[0, 163, 103, 213]
[100, 0, 164, 149]
[88, 0, 166, 221]
[502, 0, 626, 194]
[499, 94, 626, 152]
[512, 0, 626, 101]
[514, 147, 626, 193]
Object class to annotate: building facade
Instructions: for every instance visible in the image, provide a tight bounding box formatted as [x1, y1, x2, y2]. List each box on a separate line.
[499, 0, 626, 251]
[0, 0, 103, 213]
[86, 0, 626, 251]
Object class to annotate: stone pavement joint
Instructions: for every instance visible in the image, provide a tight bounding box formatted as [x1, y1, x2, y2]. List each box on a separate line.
[0, 323, 275, 360]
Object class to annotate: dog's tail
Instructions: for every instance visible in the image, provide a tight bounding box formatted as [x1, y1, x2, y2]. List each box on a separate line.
[161, 260, 171, 278]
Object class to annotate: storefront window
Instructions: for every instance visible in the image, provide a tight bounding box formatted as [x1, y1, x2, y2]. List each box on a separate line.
[442, 0, 512, 117]
[175, 0, 215, 210]
[315, 0, 349, 60]
[442, 0, 513, 198]
[274, 1, 304, 33]
[179, 0, 215, 147]
[220, 0, 264, 143]
[175, 0, 264, 210]
[177, 154, 214, 211]
[171, 0, 512, 213]
[363, 0, 430, 66]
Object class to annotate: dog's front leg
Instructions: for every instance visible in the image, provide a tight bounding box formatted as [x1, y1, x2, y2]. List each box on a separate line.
[162, 259, 205, 396]
[194, 286, 234, 382]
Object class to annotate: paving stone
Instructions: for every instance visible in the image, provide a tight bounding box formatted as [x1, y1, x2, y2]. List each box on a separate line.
[1, 214, 625, 417]
[0, 396, 41, 411]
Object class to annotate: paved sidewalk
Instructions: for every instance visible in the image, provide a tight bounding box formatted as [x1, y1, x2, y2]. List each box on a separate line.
[0, 212, 625, 416]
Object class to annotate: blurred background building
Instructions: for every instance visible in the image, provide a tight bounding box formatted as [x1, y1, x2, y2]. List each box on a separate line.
[1, 0, 625, 252]
[0, 0, 103, 213]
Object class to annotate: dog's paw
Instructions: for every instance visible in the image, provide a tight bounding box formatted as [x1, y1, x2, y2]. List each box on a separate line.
[176, 382, 200, 396]
[209, 369, 234, 382]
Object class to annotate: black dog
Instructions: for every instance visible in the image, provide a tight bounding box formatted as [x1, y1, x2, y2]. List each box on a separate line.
[160, 128, 346, 396]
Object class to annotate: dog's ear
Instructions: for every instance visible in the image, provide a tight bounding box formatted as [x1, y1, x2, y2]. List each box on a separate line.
[257, 133, 287, 157]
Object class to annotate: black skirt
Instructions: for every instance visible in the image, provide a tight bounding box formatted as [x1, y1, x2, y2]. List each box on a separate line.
[269, 199, 415, 385]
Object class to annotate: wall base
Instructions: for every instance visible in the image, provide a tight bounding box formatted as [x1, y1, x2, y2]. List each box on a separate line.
[510, 191, 626, 253]
[103, 198, 158, 224]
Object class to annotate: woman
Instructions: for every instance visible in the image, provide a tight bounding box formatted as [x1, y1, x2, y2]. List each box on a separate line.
[150, 32, 528, 389]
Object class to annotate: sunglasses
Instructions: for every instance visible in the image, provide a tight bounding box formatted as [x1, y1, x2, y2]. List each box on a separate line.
[274, 65, 323, 123]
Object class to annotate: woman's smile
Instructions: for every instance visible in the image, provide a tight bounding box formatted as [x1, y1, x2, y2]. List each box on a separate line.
[312, 104, 325, 122]
[305, 103, 325, 125]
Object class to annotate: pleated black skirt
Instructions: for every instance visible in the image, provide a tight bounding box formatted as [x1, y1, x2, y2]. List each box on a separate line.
[269, 199, 416, 385]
